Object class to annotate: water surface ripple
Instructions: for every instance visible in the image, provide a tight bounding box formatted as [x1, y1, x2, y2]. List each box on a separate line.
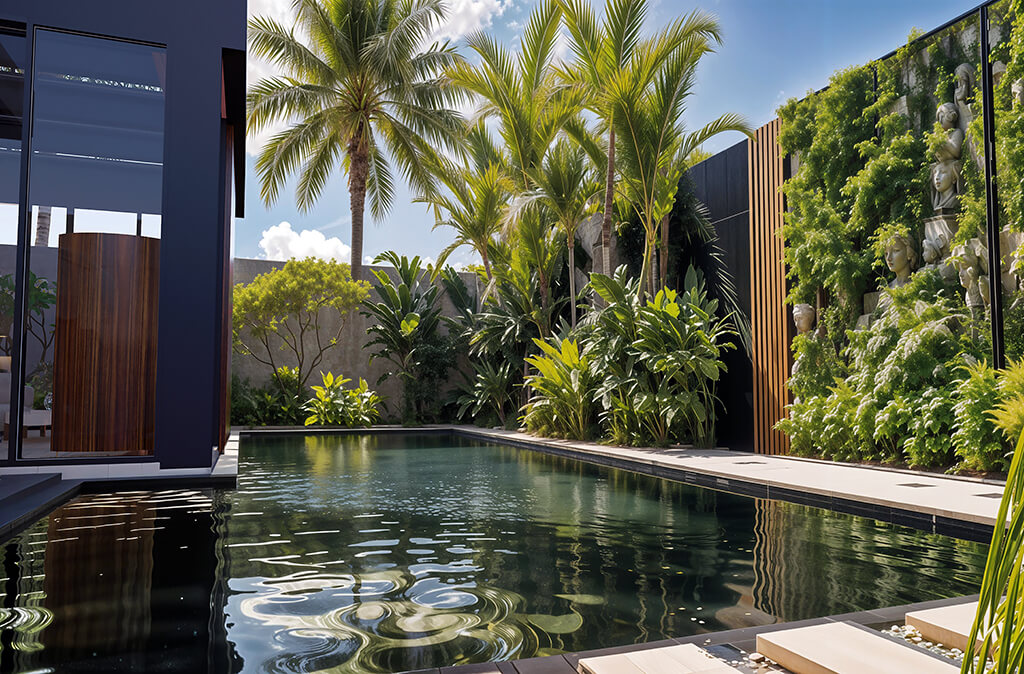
[0, 434, 989, 673]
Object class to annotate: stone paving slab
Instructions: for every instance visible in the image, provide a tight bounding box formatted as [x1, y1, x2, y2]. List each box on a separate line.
[756, 621, 958, 674]
[451, 427, 1005, 533]
[906, 601, 982, 653]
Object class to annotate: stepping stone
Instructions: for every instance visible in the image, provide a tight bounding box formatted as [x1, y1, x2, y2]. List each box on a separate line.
[906, 601, 982, 653]
[756, 621, 958, 674]
[577, 643, 740, 674]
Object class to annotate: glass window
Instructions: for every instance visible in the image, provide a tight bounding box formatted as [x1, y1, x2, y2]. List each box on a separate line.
[21, 30, 165, 459]
[0, 27, 24, 452]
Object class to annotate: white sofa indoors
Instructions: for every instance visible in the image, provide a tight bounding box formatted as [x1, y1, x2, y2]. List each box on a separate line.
[0, 371, 33, 421]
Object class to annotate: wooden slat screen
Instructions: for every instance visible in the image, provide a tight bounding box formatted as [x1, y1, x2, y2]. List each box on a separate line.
[748, 119, 791, 455]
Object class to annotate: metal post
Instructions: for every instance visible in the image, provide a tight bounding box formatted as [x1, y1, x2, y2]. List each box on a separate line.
[7, 24, 33, 461]
[980, 6, 1005, 369]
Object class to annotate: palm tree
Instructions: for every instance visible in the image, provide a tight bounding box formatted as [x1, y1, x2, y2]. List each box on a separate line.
[519, 139, 600, 327]
[558, 0, 721, 276]
[247, 0, 464, 279]
[447, 0, 582, 191]
[417, 126, 512, 280]
[612, 32, 751, 296]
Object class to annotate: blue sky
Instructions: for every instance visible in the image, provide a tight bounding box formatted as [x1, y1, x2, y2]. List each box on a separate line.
[238, 0, 982, 265]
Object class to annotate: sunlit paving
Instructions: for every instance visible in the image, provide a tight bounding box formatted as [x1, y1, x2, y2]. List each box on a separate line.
[0, 0, 1023, 673]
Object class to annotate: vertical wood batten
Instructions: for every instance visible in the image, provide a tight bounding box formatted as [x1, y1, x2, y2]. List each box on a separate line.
[749, 120, 790, 455]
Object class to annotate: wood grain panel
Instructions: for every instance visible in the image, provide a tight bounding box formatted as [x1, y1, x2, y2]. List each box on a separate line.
[748, 120, 791, 455]
[52, 233, 159, 454]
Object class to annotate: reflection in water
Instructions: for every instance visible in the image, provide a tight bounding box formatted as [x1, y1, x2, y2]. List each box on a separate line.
[0, 434, 990, 672]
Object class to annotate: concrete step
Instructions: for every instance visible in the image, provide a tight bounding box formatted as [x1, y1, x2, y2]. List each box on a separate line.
[0, 474, 81, 539]
[0, 473, 62, 503]
[577, 644, 741, 674]
[756, 621, 958, 674]
[906, 601, 981, 653]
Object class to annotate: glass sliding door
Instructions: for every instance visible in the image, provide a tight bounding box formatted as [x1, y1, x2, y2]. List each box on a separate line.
[22, 29, 165, 458]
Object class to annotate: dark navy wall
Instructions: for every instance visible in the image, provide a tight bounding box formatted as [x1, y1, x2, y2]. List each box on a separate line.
[2, 0, 246, 467]
[686, 140, 754, 451]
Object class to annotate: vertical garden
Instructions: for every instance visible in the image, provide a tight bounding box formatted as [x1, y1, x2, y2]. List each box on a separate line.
[777, 0, 1024, 472]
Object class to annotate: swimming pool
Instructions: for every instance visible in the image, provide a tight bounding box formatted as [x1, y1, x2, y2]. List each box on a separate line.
[0, 433, 988, 672]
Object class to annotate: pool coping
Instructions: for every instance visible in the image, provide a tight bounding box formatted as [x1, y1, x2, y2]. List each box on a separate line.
[239, 425, 1003, 542]
[399, 594, 979, 674]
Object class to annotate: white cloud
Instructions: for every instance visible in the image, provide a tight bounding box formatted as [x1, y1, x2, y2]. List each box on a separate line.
[431, 0, 514, 43]
[259, 221, 351, 262]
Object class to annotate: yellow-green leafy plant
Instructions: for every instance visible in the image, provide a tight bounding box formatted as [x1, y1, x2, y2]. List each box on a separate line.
[232, 257, 369, 401]
[303, 371, 381, 428]
[522, 337, 598, 440]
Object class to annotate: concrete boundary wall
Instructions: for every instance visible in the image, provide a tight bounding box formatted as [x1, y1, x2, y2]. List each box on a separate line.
[231, 258, 480, 413]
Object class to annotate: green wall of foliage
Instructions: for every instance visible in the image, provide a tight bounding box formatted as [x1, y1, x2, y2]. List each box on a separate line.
[777, 3, 1024, 472]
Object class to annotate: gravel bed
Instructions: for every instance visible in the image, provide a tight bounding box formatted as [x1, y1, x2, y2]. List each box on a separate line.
[880, 623, 968, 663]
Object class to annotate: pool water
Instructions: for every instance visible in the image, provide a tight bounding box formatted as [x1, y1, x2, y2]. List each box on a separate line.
[0, 434, 988, 672]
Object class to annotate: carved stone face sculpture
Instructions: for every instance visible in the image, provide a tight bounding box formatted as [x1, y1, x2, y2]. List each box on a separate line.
[1014, 79, 1024, 108]
[931, 160, 960, 212]
[885, 235, 916, 288]
[954, 64, 974, 106]
[793, 303, 815, 335]
[954, 243, 990, 310]
[937, 102, 959, 132]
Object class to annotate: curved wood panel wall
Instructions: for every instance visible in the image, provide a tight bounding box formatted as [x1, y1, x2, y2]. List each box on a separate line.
[52, 233, 159, 454]
[748, 120, 792, 455]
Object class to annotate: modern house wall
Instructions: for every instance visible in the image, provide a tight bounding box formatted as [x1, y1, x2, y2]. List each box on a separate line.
[0, 0, 246, 469]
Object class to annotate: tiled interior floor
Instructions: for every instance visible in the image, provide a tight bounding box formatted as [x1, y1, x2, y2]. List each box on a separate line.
[17, 434, 137, 459]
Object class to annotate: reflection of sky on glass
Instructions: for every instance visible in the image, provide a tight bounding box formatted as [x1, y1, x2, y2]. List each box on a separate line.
[29, 30, 164, 225]
[0, 203, 16, 244]
[0, 206, 162, 246]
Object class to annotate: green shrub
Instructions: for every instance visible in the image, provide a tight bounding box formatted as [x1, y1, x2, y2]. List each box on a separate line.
[586, 266, 734, 447]
[230, 369, 305, 426]
[991, 359, 1024, 447]
[362, 252, 460, 424]
[954, 361, 1007, 472]
[457, 361, 515, 428]
[302, 371, 382, 428]
[522, 338, 598, 440]
[779, 270, 979, 467]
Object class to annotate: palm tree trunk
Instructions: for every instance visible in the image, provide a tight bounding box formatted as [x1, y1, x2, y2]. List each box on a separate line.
[482, 247, 493, 281]
[638, 227, 654, 299]
[568, 238, 577, 328]
[34, 207, 51, 247]
[602, 129, 616, 276]
[659, 213, 669, 290]
[538, 270, 551, 336]
[348, 136, 369, 280]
